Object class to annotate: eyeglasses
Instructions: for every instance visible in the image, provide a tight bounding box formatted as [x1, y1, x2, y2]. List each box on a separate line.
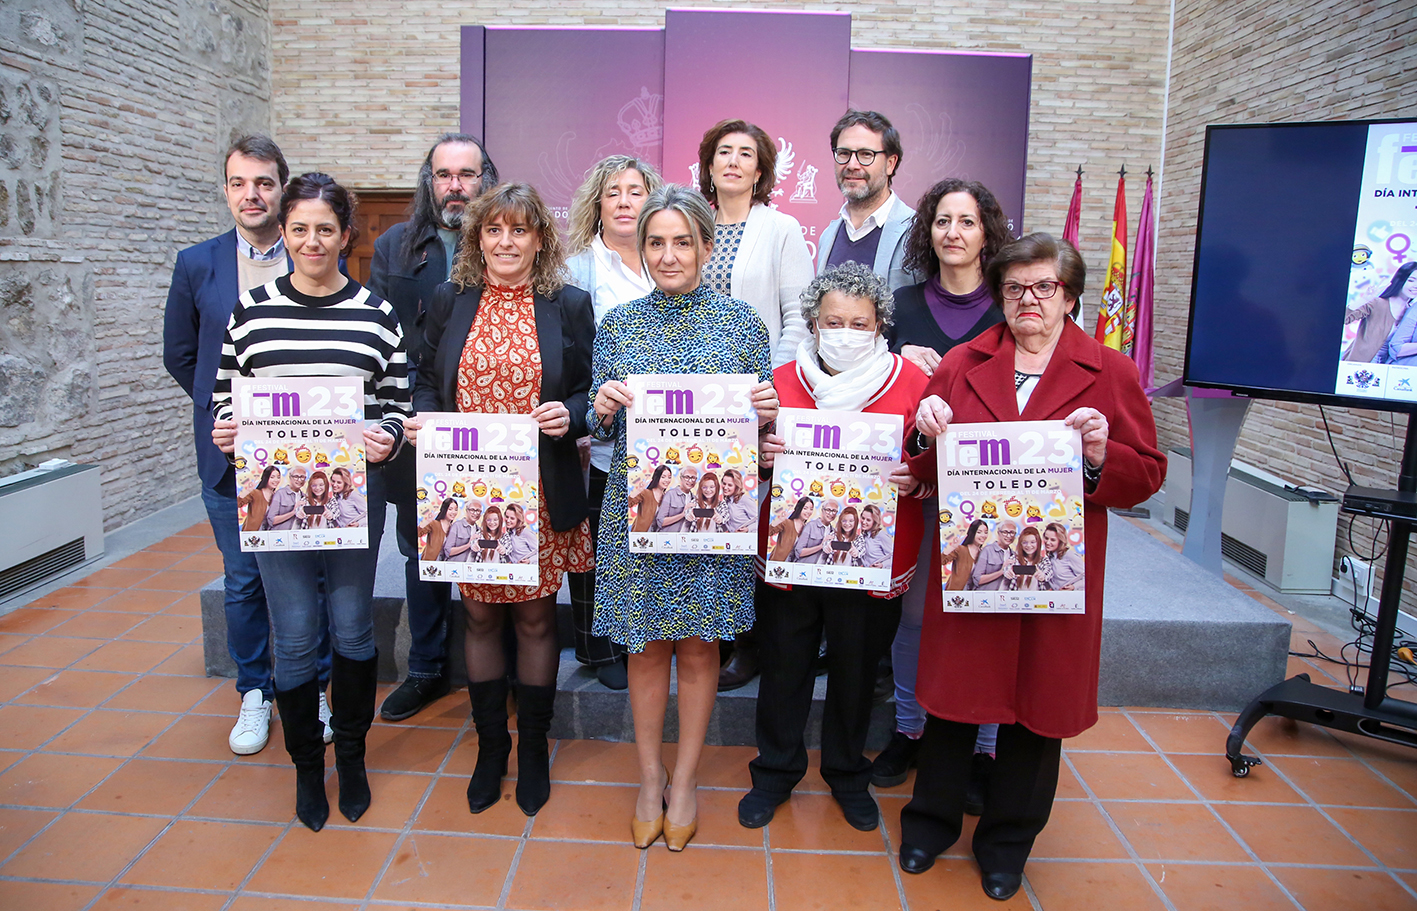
[833, 147, 885, 166]
[433, 169, 482, 186]
[1000, 280, 1061, 301]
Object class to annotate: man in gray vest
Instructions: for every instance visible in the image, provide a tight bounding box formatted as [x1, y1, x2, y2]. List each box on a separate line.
[815, 110, 915, 289]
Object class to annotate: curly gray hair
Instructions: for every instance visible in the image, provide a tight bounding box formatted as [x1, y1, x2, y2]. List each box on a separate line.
[799, 261, 895, 329]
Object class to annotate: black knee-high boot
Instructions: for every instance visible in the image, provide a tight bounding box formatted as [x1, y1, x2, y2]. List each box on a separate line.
[275, 678, 329, 832]
[515, 683, 556, 817]
[467, 678, 512, 813]
[330, 651, 378, 822]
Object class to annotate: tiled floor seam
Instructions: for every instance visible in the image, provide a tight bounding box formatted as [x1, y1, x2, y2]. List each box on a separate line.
[762, 822, 777, 911]
[630, 843, 648, 911]
[1059, 749, 1180, 911]
[0, 695, 198, 874]
[1122, 707, 1308, 909]
[873, 785, 913, 911]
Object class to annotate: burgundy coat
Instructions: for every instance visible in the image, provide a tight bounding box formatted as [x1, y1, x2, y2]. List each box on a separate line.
[907, 321, 1166, 739]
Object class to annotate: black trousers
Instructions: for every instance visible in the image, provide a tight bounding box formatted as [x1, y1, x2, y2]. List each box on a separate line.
[749, 583, 902, 794]
[569, 465, 624, 667]
[384, 446, 453, 678]
[900, 716, 1061, 874]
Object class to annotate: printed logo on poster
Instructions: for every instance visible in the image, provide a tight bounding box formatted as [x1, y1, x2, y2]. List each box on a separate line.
[232, 377, 370, 552]
[764, 407, 902, 592]
[416, 412, 540, 588]
[934, 420, 1086, 614]
[625, 374, 759, 555]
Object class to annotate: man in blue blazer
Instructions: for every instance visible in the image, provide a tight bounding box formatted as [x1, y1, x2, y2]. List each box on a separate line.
[368, 133, 499, 722]
[814, 110, 917, 291]
[162, 135, 331, 755]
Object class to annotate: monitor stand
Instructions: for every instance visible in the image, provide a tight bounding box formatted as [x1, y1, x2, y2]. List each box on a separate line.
[1224, 413, 1417, 775]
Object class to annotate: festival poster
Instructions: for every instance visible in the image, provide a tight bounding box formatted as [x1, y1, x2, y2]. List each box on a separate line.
[763, 407, 903, 592]
[625, 373, 759, 555]
[1335, 121, 1417, 403]
[934, 420, 1086, 614]
[232, 377, 369, 552]
[415, 412, 540, 588]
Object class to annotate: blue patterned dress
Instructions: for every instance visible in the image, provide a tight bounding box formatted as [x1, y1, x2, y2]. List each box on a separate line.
[588, 284, 772, 651]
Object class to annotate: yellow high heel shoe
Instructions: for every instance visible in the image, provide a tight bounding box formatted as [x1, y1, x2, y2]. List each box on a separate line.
[663, 777, 696, 852]
[631, 771, 670, 849]
[664, 815, 698, 852]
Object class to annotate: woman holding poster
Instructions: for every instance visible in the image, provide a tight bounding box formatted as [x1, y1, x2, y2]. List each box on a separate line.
[567, 155, 665, 691]
[411, 182, 594, 819]
[210, 173, 412, 833]
[589, 185, 778, 851]
[739, 262, 930, 835]
[899, 234, 1165, 900]
[874, 178, 1014, 799]
[420, 499, 457, 561]
[239, 466, 279, 531]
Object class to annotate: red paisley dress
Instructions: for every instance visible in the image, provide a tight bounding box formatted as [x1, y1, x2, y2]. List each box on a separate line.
[454, 281, 593, 603]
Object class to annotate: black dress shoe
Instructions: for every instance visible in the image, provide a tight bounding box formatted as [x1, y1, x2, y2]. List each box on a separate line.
[737, 787, 790, 828]
[898, 844, 937, 874]
[832, 789, 879, 831]
[982, 871, 1023, 901]
[870, 730, 922, 788]
[595, 660, 628, 690]
[964, 751, 995, 816]
[717, 647, 759, 691]
[379, 675, 451, 721]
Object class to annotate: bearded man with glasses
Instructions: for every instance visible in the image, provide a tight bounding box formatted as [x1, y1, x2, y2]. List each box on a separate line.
[369, 133, 500, 722]
[814, 110, 916, 291]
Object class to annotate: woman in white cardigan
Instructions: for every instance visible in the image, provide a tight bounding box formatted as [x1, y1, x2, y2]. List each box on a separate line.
[696, 119, 813, 369]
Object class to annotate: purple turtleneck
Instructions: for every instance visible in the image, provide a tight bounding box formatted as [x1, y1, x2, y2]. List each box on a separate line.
[923, 274, 994, 339]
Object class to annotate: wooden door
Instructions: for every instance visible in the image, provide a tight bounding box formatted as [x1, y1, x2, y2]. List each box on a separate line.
[349, 191, 414, 285]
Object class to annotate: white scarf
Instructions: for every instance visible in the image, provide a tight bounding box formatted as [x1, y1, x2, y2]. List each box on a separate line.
[795, 334, 896, 412]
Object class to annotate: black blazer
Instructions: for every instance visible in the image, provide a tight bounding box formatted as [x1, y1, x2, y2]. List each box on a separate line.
[414, 281, 595, 532]
[886, 281, 1005, 356]
[367, 221, 449, 368]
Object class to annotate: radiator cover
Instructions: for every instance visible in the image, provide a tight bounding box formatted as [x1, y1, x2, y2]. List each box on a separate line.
[0, 461, 104, 601]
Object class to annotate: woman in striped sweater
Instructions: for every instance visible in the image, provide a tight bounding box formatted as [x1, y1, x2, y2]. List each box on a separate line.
[211, 173, 411, 832]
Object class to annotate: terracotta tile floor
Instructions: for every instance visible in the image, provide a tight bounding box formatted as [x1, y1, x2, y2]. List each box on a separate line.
[2, 521, 1417, 910]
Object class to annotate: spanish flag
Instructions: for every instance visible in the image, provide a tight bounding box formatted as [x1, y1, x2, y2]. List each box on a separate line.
[1094, 171, 1129, 351]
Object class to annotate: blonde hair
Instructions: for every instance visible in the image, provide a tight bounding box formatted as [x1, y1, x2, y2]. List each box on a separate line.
[450, 182, 567, 296]
[567, 157, 665, 255]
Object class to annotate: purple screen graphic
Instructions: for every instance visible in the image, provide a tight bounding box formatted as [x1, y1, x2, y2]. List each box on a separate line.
[481, 27, 664, 227]
[662, 9, 851, 258]
[461, 11, 1032, 258]
[847, 48, 1032, 235]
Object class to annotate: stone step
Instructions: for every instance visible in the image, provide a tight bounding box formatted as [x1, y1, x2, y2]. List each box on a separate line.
[200, 511, 1291, 747]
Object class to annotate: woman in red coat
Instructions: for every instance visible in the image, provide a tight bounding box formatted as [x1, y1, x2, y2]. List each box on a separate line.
[898, 233, 1165, 900]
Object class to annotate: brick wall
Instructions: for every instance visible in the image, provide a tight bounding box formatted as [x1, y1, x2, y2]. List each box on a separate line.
[1154, 0, 1417, 607]
[0, 0, 274, 529]
[267, 0, 1173, 307]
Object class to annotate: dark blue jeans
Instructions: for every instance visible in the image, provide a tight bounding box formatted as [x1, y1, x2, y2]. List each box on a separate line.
[384, 447, 453, 678]
[203, 468, 331, 699]
[255, 468, 385, 690]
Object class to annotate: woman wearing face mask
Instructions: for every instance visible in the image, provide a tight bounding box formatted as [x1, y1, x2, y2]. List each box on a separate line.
[738, 261, 931, 835]
[566, 156, 665, 690]
[874, 178, 1015, 794]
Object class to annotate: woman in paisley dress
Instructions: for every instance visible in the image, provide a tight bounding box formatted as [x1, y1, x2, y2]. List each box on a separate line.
[411, 182, 595, 819]
[590, 185, 779, 852]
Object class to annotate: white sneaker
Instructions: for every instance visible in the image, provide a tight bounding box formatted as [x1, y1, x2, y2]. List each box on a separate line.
[319, 690, 334, 744]
[229, 689, 271, 755]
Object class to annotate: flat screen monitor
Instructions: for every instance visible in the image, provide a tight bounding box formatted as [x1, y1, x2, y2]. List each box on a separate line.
[1184, 118, 1417, 412]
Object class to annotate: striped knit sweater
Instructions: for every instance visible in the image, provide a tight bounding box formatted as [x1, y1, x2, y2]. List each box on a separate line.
[211, 275, 412, 459]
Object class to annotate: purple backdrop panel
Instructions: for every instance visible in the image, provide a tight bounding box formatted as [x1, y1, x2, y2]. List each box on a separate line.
[848, 49, 1032, 236]
[482, 27, 664, 228]
[459, 26, 485, 138]
[663, 9, 850, 258]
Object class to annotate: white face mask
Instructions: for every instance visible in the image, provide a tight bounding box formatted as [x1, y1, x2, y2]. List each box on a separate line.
[816, 327, 879, 372]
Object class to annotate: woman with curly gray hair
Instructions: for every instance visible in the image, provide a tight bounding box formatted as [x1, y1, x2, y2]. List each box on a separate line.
[736, 260, 933, 835]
